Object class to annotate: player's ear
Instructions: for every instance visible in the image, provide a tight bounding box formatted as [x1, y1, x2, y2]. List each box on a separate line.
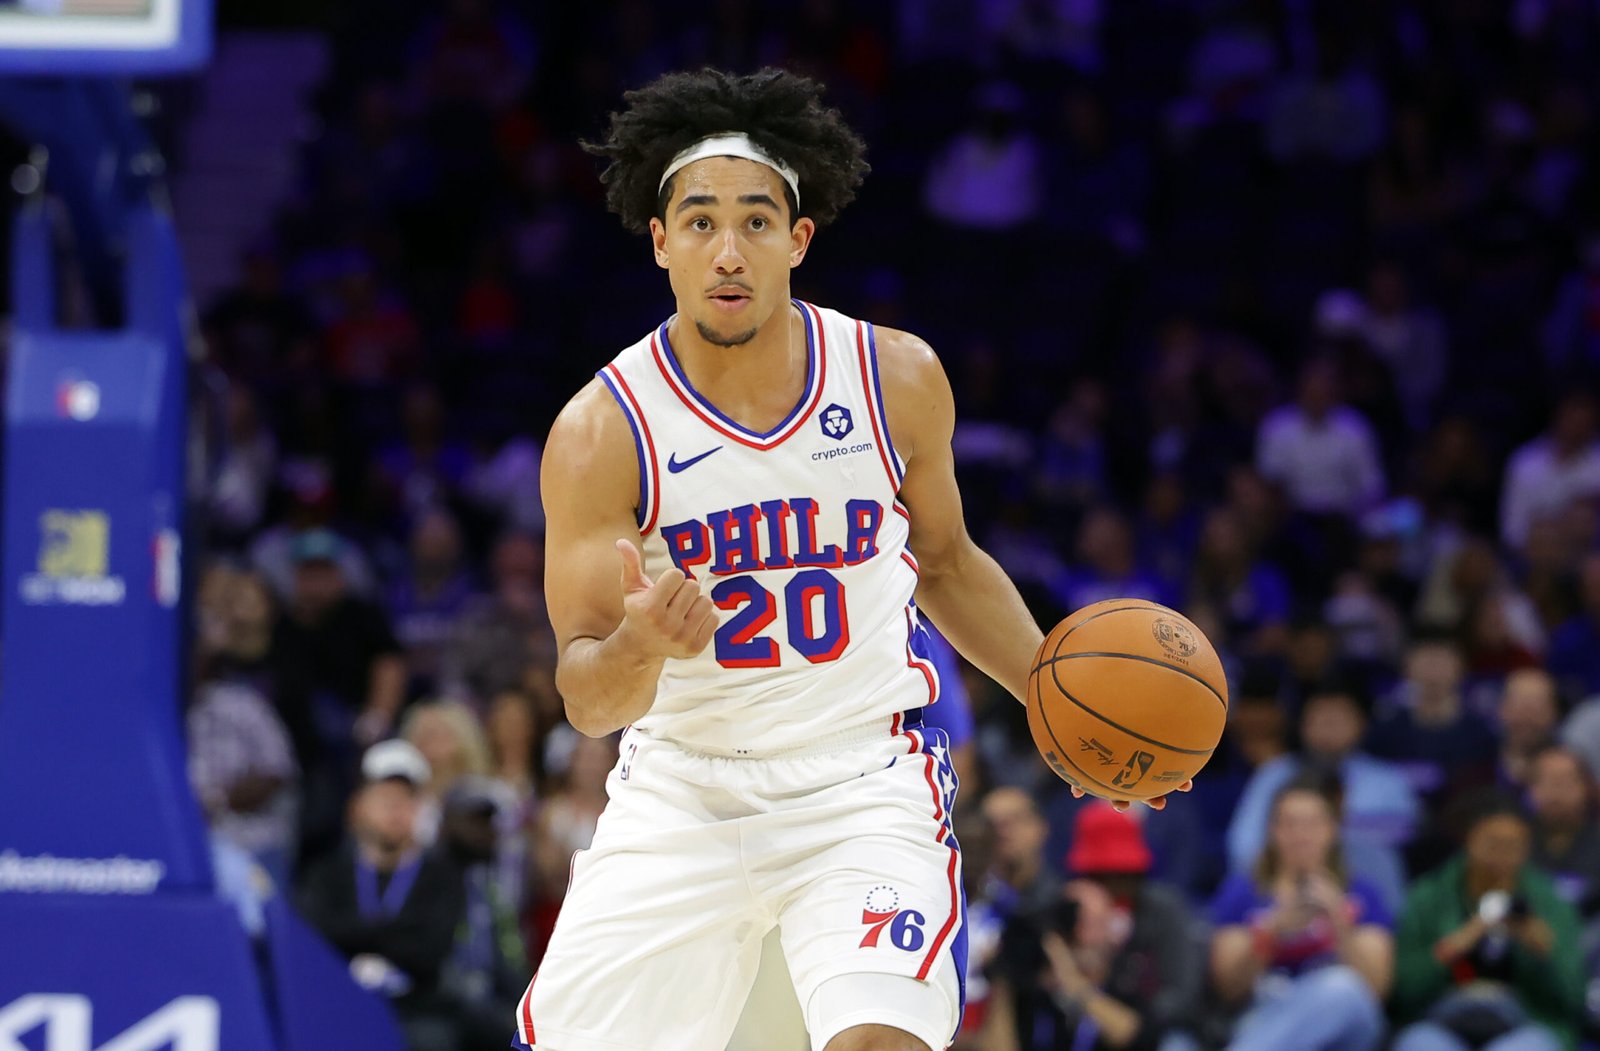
[789, 216, 815, 269]
[649, 217, 669, 269]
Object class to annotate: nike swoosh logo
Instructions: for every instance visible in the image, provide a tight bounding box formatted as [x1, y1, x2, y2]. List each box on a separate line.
[667, 446, 722, 473]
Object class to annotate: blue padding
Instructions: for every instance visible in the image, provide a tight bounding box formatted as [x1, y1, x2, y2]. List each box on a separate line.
[0, 201, 206, 889]
[0, 894, 276, 1051]
[262, 897, 407, 1051]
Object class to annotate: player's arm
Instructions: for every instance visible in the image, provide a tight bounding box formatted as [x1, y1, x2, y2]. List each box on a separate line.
[875, 327, 1042, 703]
[542, 380, 719, 737]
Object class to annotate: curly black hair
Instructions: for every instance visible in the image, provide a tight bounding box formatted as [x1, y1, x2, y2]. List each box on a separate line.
[582, 67, 869, 233]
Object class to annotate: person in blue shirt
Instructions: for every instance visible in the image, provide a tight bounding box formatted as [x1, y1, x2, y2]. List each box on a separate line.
[1226, 677, 1417, 913]
[1186, 506, 1293, 659]
[1051, 505, 1176, 614]
[1366, 628, 1499, 874]
[1209, 771, 1395, 1051]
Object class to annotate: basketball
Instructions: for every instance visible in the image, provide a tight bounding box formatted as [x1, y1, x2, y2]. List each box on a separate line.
[1027, 599, 1229, 802]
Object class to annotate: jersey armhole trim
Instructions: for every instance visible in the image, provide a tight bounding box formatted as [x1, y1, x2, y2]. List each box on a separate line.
[597, 365, 659, 534]
[856, 320, 905, 491]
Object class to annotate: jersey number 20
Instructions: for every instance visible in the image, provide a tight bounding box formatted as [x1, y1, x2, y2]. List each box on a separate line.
[711, 569, 848, 668]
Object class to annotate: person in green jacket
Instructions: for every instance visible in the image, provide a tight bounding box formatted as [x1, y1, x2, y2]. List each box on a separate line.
[1391, 791, 1585, 1051]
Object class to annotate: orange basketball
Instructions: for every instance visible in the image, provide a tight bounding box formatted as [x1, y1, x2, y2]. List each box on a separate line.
[1027, 598, 1228, 802]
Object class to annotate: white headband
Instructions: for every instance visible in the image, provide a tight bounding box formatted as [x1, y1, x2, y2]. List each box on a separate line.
[658, 133, 800, 209]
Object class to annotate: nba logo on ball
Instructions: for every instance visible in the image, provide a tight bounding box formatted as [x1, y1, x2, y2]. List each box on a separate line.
[819, 403, 854, 440]
[1151, 617, 1199, 659]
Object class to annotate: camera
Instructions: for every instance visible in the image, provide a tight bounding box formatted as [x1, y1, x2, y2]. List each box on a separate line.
[1050, 897, 1081, 939]
[1476, 890, 1529, 926]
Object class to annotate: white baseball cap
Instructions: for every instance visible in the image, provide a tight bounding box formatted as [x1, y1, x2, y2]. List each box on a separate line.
[361, 739, 431, 789]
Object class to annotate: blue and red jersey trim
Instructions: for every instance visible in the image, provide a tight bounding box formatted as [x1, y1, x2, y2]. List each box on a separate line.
[651, 300, 826, 450]
[902, 606, 941, 708]
[855, 320, 905, 491]
[888, 714, 965, 1005]
[597, 364, 661, 535]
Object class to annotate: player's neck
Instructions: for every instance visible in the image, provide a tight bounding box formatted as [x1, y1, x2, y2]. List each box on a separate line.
[666, 302, 808, 430]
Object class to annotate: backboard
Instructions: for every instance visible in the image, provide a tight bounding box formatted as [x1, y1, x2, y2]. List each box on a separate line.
[0, 0, 209, 75]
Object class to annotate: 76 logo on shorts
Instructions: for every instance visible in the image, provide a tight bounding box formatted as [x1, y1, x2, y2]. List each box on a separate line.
[859, 885, 925, 952]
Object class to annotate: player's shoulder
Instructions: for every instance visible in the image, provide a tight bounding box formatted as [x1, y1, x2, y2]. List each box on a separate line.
[865, 324, 946, 395]
[862, 325, 952, 459]
[543, 377, 638, 493]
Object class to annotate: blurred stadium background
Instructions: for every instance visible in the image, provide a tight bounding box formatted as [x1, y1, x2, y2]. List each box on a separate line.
[0, 2, 1599, 1050]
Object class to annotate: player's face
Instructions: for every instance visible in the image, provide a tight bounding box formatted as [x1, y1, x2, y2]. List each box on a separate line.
[651, 156, 815, 348]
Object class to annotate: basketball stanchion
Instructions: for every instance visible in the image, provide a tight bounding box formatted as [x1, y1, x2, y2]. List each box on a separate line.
[0, 79, 401, 1051]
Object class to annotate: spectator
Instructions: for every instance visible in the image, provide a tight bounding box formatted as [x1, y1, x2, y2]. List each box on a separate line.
[1390, 793, 1584, 1051]
[1256, 356, 1385, 521]
[322, 266, 421, 392]
[1361, 260, 1449, 434]
[386, 506, 478, 696]
[1367, 631, 1500, 832]
[1136, 472, 1202, 598]
[373, 385, 476, 523]
[1186, 506, 1293, 658]
[1559, 693, 1600, 786]
[1280, 614, 1344, 714]
[1034, 378, 1110, 514]
[1226, 678, 1416, 910]
[188, 678, 299, 891]
[250, 486, 378, 603]
[963, 786, 1062, 1039]
[462, 433, 545, 535]
[980, 786, 1061, 916]
[923, 82, 1042, 231]
[1499, 390, 1600, 551]
[1194, 667, 1291, 853]
[206, 386, 279, 548]
[437, 775, 531, 1048]
[528, 730, 616, 955]
[271, 528, 407, 861]
[1209, 773, 1394, 1051]
[201, 241, 316, 392]
[1051, 506, 1174, 614]
[439, 530, 555, 706]
[1524, 746, 1600, 920]
[485, 689, 539, 806]
[297, 741, 467, 1051]
[1465, 591, 1547, 682]
[1525, 745, 1600, 1047]
[1262, 29, 1385, 164]
[190, 566, 298, 886]
[1541, 235, 1600, 374]
[985, 803, 1202, 1051]
[1497, 670, 1562, 791]
[400, 699, 492, 845]
[1545, 552, 1600, 701]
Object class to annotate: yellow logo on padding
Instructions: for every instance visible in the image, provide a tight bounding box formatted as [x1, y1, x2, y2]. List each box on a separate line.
[38, 510, 109, 578]
[20, 509, 125, 606]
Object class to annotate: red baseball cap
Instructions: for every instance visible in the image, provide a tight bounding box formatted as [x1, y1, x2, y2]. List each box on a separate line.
[1066, 802, 1153, 876]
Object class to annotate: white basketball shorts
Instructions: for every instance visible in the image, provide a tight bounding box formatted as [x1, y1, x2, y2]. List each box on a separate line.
[512, 710, 967, 1051]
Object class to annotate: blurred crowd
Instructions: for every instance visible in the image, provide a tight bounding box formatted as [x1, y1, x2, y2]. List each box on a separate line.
[184, 1, 1600, 1049]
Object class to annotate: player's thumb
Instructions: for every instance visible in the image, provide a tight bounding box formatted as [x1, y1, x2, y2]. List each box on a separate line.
[616, 539, 651, 594]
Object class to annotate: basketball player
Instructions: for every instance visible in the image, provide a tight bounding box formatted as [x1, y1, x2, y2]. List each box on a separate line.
[514, 68, 1186, 1051]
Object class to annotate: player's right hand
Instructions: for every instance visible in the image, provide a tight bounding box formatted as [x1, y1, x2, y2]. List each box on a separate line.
[616, 538, 718, 660]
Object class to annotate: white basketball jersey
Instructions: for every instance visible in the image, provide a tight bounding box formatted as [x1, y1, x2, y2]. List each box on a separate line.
[598, 301, 941, 754]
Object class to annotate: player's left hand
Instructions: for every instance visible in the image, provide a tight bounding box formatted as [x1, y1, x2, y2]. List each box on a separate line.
[1069, 779, 1192, 812]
